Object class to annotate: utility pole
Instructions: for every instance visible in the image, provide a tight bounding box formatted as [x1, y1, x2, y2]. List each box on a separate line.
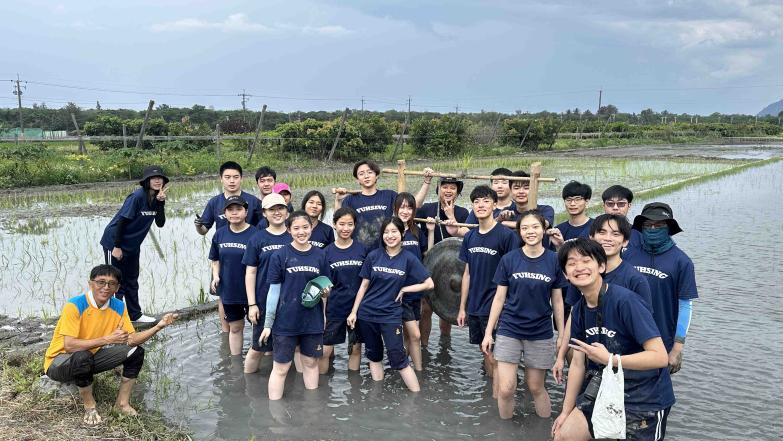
[455, 104, 459, 114]
[361, 96, 365, 115]
[597, 88, 602, 113]
[238, 89, 251, 111]
[13, 74, 25, 136]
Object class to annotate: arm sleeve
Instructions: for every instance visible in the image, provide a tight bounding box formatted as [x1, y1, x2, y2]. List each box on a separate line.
[112, 217, 128, 247]
[264, 283, 281, 328]
[358, 252, 373, 280]
[678, 257, 699, 300]
[675, 299, 693, 343]
[155, 200, 166, 228]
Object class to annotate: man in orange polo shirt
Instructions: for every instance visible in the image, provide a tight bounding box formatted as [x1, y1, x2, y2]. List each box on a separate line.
[43, 264, 178, 425]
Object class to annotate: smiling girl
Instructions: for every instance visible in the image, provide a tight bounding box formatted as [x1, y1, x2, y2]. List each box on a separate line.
[481, 210, 566, 419]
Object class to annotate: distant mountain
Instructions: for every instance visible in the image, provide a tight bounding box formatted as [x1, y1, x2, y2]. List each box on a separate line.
[758, 99, 783, 117]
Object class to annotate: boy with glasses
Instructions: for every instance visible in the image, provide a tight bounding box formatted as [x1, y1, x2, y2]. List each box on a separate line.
[601, 185, 643, 251]
[548, 181, 594, 250]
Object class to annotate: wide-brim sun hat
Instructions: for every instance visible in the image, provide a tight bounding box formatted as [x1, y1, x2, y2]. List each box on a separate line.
[139, 165, 169, 185]
[437, 177, 464, 195]
[632, 201, 683, 235]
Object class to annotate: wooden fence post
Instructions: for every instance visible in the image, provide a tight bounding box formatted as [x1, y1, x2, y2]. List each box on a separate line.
[327, 108, 350, 161]
[528, 162, 542, 209]
[248, 104, 267, 163]
[136, 100, 154, 149]
[70, 113, 86, 154]
[122, 124, 128, 148]
[391, 113, 409, 161]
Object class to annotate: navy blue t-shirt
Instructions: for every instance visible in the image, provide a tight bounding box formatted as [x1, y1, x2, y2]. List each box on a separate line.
[342, 189, 397, 250]
[493, 248, 567, 340]
[565, 260, 652, 311]
[325, 241, 367, 320]
[401, 229, 427, 261]
[200, 191, 262, 231]
[208, 225, 257, 305]
[555, 218, 594, 243]
[309, 221, 335, 249]
[571, 285, 675, 412]
[623, 245, 698, 351]
[266, 244, 330, 336]
[458, 223, 521, 316]
[357, 248, 430, 323]
[100, 188, 159, 252]
[241, 228, 292, 307]
[416, 202, 469, 244]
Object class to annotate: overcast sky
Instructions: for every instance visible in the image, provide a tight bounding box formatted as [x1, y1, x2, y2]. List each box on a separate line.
[1, 0, 781, 115]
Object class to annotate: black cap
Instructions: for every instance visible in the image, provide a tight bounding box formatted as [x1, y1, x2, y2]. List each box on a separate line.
[139, 165, 169, 186]
[223, 195, 249, 211]
[437, 177, 464, 195]
[632, 202, 683, 235]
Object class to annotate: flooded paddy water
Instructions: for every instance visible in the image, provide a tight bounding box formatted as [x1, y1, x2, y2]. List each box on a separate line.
[1, 143, 782, 439]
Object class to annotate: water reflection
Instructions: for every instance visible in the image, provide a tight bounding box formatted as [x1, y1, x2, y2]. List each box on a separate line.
[142, 158, 782, 440]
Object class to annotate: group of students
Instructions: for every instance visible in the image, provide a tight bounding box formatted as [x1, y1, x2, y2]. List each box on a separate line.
[81, 158, 697, 439]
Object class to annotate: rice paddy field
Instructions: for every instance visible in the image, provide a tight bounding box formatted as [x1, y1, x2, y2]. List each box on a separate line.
[0, 143, 778, 318]
[2, 142, 782, 440]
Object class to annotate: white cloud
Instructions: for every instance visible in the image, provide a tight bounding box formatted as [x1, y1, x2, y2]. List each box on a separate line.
[302, 25, 353, 36]
[150, 13, 353, 37]
[150, 13, 272, 33]
[599, 1, 783, 80]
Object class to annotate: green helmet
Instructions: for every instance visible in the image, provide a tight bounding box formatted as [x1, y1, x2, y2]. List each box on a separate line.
[301, 276, 333, 308]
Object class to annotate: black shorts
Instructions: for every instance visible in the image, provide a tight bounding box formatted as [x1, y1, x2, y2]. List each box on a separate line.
[273, 334, 324, 363]
[581, 401, 671, 441]
[250, 321, 273, 352]
[356, 320, 409, 370]
[402, 298, 422, 322]
[324, 318, 348, 345]
[468, 314, 494, 345]
[222, 304, 248, 322]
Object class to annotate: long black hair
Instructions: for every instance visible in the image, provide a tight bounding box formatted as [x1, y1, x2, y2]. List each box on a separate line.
[393, 192, 420, 239]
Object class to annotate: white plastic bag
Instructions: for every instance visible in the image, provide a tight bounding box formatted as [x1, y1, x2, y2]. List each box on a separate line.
[591, 353, 626, 439]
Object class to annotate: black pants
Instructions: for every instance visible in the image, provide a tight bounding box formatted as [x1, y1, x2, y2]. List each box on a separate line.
[46, 345, 145, 388]
[104, 247, 142, 320]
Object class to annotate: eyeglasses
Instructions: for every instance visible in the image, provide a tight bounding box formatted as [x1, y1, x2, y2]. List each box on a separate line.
[604, 201, 628, 208]
[91, 279, 119, 289]
[564, 197, 585, 204]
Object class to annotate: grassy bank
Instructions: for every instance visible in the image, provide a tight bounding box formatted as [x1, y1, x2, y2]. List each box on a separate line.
[0, 349, 190, 440]
[0, 133, 736, 189]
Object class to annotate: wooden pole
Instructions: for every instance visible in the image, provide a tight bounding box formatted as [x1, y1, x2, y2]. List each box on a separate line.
[379, 168, 556, 183]
[248, 104, 267, 163]
[70, 113, 86, 154]
[528, 162, 542, 209]
[519, 122, 532, 148]
[136, 100, 154, 149]
[122, 124, 128, 148]
[327, 107, 349, 161]
[397, 159, 407, 192]
[331, 188, 362, 195]
[414, 217, 477, 229]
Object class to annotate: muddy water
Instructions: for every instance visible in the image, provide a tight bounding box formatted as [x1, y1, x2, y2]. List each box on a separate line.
[138, 158, 783, 440]
[0, 145, 770, 317]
